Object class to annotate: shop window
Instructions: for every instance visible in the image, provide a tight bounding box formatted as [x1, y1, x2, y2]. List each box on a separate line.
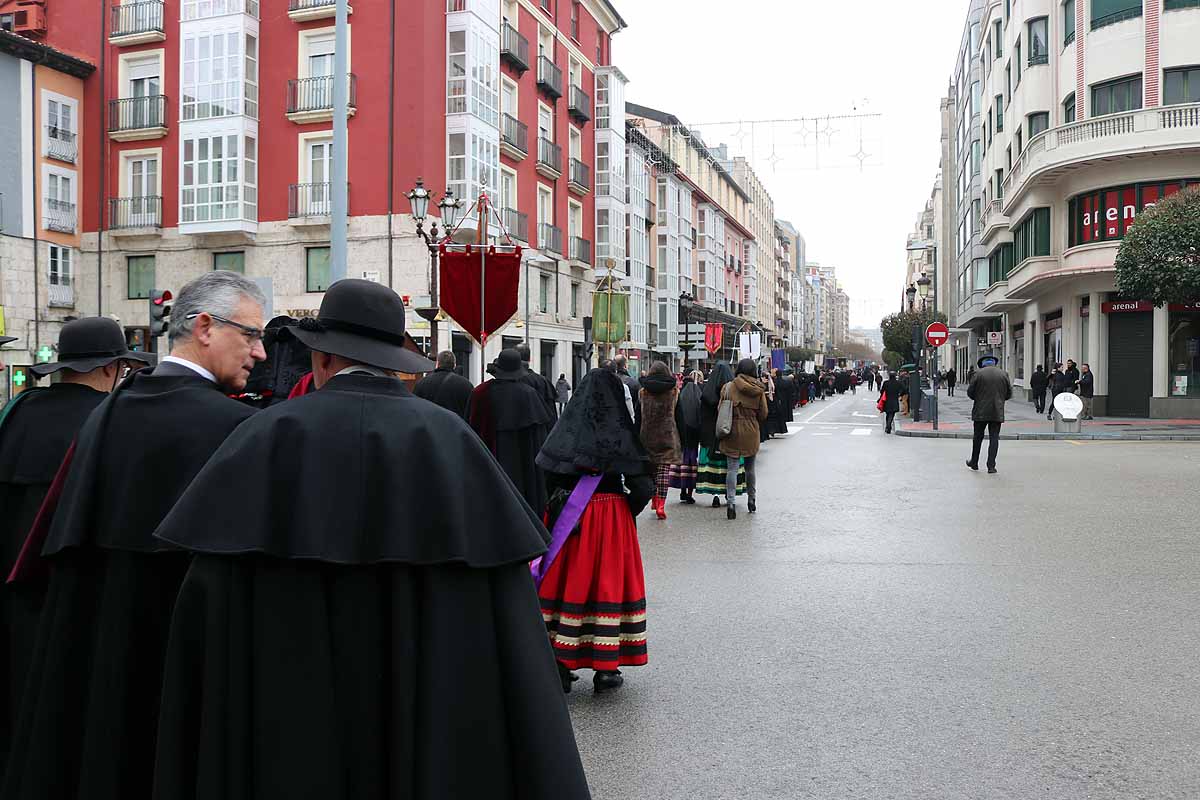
[1169, 311, 1200, 398]
[1068, 179, 1199, 246]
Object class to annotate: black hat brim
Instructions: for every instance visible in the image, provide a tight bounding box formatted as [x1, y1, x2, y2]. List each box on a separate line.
[287, 326, 434, 374]
[29, 350, 155, 376]
[0, 336, 16, 346]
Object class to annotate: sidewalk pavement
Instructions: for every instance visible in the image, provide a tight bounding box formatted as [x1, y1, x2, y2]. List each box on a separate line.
[896, 388, 1200, 441]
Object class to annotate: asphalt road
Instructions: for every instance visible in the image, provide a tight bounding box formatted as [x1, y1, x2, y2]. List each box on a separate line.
[567, 389, 1200, 800]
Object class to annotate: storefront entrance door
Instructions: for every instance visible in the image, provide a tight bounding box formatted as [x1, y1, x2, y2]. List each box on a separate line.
[1107, 311, 1153, 416]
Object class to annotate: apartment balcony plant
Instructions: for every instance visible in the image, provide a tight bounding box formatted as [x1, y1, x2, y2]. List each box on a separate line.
[537, 56, 562, 99]
[109, 195, 163, 235]
[567, 158, 591, 195]
[44, 199, 76, 233]
[109, 0, 165, 45]
[500, 23, 529, 72]
[536, 138, 562, 180]
[286, 74, 357, 124]
[502, 207, 529, 243]
[568, 84, 591, 123]
[289, 182, 335, 226]
[108, 95, 168, 141]
[45, 126, 76, 163]
[500, 113, 528, 160]
[538, 222, 563, 255]
[288, 0, 351, 22]
[570, 236, 591, 265]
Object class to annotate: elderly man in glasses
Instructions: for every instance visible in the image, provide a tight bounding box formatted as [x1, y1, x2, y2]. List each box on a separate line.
[3, 271, 266, 800]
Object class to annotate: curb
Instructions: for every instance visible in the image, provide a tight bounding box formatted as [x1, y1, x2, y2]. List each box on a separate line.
[894, 428, 1200, 442]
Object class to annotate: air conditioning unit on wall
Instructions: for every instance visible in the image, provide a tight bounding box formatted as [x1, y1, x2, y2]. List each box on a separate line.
[13, 2, 47, 36]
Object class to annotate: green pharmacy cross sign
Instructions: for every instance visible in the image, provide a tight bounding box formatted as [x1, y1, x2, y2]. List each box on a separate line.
[12, 370, 26, 387]
[37, 346, 54, 362]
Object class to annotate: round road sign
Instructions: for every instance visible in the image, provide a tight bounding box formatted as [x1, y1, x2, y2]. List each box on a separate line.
[925, 322, 950, 348]
[1054, 392, 1084, 420]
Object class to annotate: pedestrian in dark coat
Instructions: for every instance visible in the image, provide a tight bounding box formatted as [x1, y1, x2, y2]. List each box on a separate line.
[639, 362, 683, 520]
[669, 371, 704, 503]
[945, 367, 958, 397]
[2, 272, 266, 800]
[966, 355, 1013, 474]
[514, 343, 559, 422]
[614, 355, 642, 428]
[555, 374, 570, 414]
[1048, 363, 1067, 419]
[1078, 363, 1096, 420]
[1030, 365, 1049, 413]
[696, 361, 744, 506]
[879, 373, 903, 433]
[412, 350, 474, 419]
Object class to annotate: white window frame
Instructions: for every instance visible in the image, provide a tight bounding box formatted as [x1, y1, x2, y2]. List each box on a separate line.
[48, 244, 72, 287]
[568, 199, 582, 240]
[297, 130, 333, 214]
[181, 28, 257, 120]
[180, 131, 255, 223]
[568, 125, 581, 162]
[537, 184, 553, 227]
[538, 101, 554, 143]
[182, 0, 259, 21]
[119, 147, 163, 226]
[41, 163, 78, 233]
[499, 165, 518, 212]
[41, 90, 77, 157]
[501, 75, 518, 117]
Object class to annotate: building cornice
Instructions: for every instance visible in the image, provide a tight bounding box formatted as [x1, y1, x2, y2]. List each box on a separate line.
[0, 30, 94, 78]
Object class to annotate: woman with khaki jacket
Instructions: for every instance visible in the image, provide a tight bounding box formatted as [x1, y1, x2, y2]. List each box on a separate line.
[719, 359, 769, 520]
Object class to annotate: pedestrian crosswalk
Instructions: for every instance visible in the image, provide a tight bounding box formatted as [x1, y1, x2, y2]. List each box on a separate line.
[783, 422, 881, 438]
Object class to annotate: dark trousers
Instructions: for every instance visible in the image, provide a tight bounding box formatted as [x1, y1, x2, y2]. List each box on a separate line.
[947, 383, 956, 396]
[970, 421, 1002, 468]
[1033, 390, 1046, 413]
[885, 411, 896, 432]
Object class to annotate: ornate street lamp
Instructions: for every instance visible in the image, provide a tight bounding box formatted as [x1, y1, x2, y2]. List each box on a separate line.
[678, 291, 695, 371]
[407, 178, 462, 356]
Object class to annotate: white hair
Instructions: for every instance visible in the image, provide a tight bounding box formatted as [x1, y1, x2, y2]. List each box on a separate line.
[168, 271, 267, 346]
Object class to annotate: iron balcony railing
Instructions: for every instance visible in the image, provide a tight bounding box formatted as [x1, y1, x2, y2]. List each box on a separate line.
[287, 74, 357, 114]
[109, 196, 162, 229]
[537, 138, 562, 174]
[501, 113, 528, 155]
[500, 23, 530, 72]
[503, 207, 529, 242]
[568, 84, 591, 121]
[537, 56, 563, 98]
[538, 222, 563, 255]
[288, 0, 334, 9]
[49, 282, 74, 308]
[571, 236, 591, 265]
[289, 182, 334, 217]
[46, 127, 77, 163]
[568, 158, 591, 190]
[44, 199, 76, 233]
[1028, 51, 1049, 66]
[1091, 6, 1141, 30]
[108, 95, 167, 132]
[111, 0, 164, 37]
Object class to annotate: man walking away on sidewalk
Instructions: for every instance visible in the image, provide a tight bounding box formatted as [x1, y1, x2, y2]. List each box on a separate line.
[1048, 363, 1066, 420]
[966, 355, 1012, 474]
[1078, 363, 1095, 419]
[945, 367, 957, 397]
[1030, 365, 1049, 414]
[879, 371, 903, 434]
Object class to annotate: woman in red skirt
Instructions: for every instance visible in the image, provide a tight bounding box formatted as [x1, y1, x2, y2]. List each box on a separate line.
[534, 367, 653, 694]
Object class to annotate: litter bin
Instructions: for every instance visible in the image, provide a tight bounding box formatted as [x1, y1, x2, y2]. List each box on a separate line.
[920, 389, 937, 421]
[1052, 393, 1083, 433]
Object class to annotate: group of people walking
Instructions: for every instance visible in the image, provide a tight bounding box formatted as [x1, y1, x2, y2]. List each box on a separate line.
[1029, 360, 1095, 419]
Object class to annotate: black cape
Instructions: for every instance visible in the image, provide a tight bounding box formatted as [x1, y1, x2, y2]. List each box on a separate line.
[149, 374, 589, 800]
[467, 377, 552, 515]
[1, 369, 254, 800]
[0, 384, 106, 781]
[412, 367, 474, 420]
[521, 367, 560, 422]
[699, 362, 734, 452]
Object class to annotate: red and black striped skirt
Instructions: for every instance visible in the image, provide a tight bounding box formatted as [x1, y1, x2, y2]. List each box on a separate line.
[538, 492, 648, 671]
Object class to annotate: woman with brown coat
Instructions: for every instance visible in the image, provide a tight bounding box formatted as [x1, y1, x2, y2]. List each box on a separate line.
[719, 359, 769, 519]
[638, 361, 683, 520]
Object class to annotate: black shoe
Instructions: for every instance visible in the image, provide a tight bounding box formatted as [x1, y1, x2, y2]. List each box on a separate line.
[593, 670, 624, 693]
[727, 505, 737, 520]
[748, 499, 756, 514]
[987, 466, 997, 474]
[712, 496, 721, 508]
[682, 494, 696, 505]
[966, 461, 979, 471]
[557, 662, 579, 694]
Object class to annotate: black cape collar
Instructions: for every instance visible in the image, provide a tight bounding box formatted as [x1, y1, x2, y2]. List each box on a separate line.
[320, 372, 412, 398]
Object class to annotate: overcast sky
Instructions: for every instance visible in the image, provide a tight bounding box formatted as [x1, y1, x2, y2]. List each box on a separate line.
[614, 0, 968, 330]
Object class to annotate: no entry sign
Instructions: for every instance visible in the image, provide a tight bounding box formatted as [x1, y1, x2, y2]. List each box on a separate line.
[925, 322, 950, 348]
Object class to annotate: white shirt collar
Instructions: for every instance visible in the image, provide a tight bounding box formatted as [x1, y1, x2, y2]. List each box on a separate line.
[161, 355, 217, 384]
[335, 365, 390, 378]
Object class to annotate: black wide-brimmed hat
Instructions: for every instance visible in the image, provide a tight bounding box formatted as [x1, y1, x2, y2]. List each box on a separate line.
[0, 336, 16, 347]
[286, 278, 434, 374]
[30, 317, 153, 376]
[491, 348, 526, 380]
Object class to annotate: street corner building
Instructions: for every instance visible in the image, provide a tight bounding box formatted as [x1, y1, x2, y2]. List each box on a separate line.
[922, 0, 1200, 418]
[148, 372, 590, 800]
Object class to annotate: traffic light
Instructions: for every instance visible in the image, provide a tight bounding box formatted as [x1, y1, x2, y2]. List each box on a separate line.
[150, 289, 173, 338]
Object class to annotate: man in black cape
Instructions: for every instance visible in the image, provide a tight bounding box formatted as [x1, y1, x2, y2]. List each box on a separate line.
[0, 318, 152, 780]
[413, 349, 474, 419]
[467, 348, 553, 514]
[150, 279, 591, 800]
[515, 342, 559, 421]
[1, 271, 266, 800]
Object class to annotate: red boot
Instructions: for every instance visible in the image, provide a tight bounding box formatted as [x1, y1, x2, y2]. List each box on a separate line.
[654, 496, 667, 520]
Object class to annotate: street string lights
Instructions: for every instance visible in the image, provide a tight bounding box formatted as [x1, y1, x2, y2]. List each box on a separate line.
[406, 178, 463, 356]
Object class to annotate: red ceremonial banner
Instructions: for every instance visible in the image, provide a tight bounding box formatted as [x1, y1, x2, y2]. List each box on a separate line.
[439, 244, 522, 345]
[704, 322, 723, 355]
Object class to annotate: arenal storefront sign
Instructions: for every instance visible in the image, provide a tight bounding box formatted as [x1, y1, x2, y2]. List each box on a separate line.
[1102, 301, 1200, 313]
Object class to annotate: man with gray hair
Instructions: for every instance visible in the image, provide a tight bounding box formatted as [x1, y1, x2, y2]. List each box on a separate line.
[413, 349, 474, 419]
[3, 270, 266, 800]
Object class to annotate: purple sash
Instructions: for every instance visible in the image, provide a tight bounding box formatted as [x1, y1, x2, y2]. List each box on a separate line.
[530, 474, 603, 588]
